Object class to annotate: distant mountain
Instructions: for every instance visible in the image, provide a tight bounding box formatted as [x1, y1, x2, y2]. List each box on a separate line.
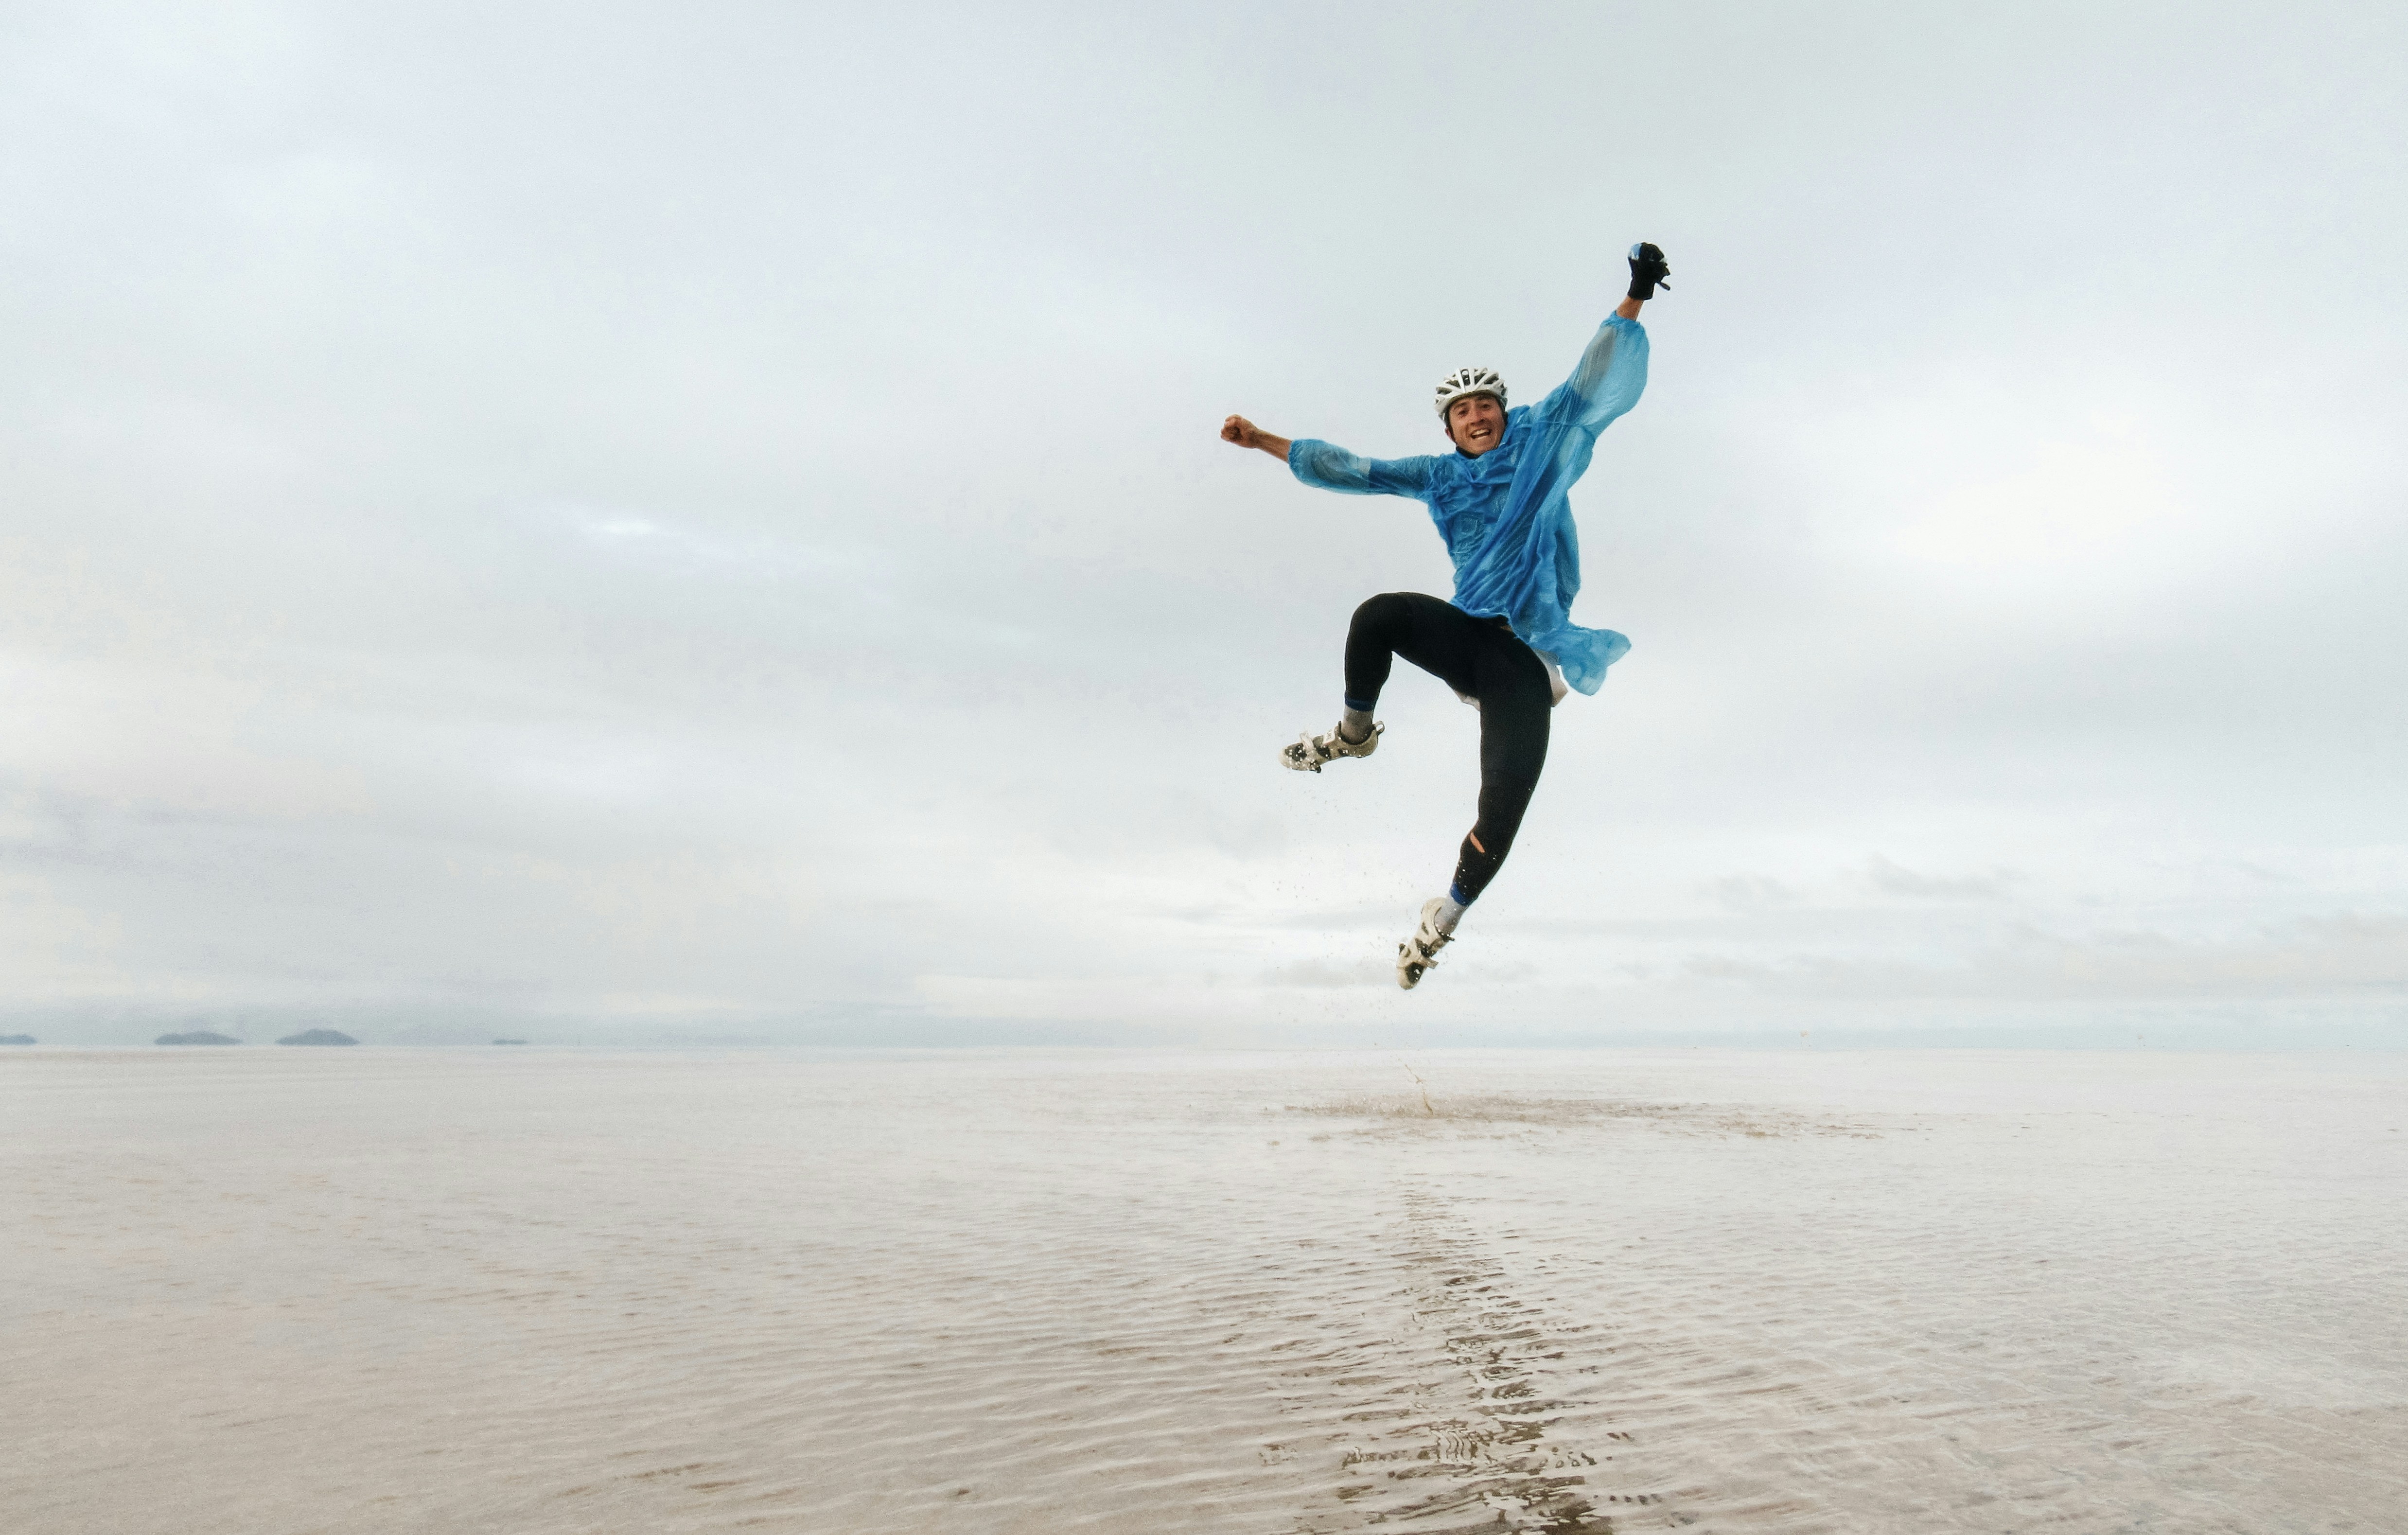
[156, 1030, 242, 1046]
[0, 1034, 35, 1045]
[276, 1028, 358, 1047]
[492, 1038, 529, 1045]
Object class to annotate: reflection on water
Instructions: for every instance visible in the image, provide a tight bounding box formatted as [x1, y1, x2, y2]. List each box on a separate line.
[2, 1048, 2403, 1533]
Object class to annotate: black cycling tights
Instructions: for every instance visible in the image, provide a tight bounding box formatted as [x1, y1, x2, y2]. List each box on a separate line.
[1342, 592, 1551, 905]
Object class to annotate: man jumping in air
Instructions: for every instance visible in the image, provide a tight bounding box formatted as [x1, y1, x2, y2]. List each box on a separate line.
[1220, 243, 1669, 989]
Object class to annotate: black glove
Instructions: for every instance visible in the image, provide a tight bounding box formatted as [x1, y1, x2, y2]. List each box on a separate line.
[1626, 242, 1670, 301]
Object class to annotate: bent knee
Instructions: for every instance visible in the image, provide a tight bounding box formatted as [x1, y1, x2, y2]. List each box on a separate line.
[1351, 592, 1418, 629]
[1349, 593, 1427, 645]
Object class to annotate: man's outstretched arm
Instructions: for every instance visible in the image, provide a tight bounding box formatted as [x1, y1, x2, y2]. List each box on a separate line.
[1225, 417, 1438, 499]
[1221, 415, 1292, 462]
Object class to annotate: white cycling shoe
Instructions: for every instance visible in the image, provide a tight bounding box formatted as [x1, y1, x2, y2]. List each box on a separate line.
[1395, 898, 1455, 990]
[1280, 720, 1383, 774]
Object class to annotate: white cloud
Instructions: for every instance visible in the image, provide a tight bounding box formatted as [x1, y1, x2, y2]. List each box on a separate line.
[5, 1, 2406, 1044]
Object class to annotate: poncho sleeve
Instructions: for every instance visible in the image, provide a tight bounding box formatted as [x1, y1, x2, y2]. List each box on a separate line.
[1531, 314, 1649, 436]
[1286, 440, 1438, 500]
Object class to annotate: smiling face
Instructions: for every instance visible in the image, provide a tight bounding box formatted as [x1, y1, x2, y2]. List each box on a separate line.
[1444, 393, 1506, 456]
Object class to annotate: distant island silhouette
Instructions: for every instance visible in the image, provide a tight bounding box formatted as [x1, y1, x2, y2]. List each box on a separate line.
[277, 1028, 358, 1046]
[493, 1038, 529, 1045]
[0, 1034, 35, 1045]
[156, 1030, 242, 1046]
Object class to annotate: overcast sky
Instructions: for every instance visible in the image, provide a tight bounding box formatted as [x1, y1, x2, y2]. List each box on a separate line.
[5, 1, 2405, 1045]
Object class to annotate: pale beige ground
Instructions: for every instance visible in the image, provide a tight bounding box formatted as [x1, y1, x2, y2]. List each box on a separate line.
[3, 1048, 2403, 1533]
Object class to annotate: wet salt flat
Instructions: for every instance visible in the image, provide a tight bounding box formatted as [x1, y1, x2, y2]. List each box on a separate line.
[3, 1048, 2404, 1534]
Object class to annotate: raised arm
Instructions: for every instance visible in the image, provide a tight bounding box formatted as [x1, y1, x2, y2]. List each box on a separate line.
[1533, 243, 1667, 430]
[1548, 315, 1647, 422]
[1534, 314, 1651, 436]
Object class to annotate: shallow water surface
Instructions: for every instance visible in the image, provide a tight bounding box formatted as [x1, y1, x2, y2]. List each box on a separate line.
[3, 1048, 2403, 1532]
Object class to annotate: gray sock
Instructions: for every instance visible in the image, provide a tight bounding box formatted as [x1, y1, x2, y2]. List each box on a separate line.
[1433, 895, 1467, 934]
[1339, 708, 1374, 743]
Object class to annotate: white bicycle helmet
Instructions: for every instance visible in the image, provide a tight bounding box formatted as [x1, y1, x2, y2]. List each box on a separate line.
[1434, 365, 1507, 420]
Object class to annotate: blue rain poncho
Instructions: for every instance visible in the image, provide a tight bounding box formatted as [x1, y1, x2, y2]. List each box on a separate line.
[1286, 313, 1649, 695]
